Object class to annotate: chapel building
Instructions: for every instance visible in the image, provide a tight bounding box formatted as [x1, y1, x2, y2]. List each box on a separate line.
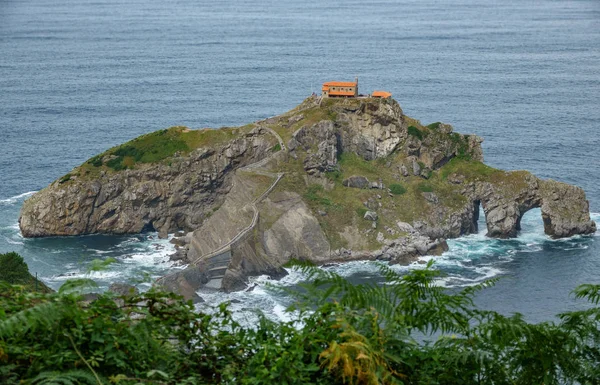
[322, 77, 358, 98]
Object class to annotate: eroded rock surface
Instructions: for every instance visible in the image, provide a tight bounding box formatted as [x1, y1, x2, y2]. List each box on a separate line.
[413, 173, 596, 239]
[19, 127, 274, 237]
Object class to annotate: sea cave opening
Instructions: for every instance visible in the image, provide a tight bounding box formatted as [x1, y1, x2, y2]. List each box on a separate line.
[141, 222, 156, 233]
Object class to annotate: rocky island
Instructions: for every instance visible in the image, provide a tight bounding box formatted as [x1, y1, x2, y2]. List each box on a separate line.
[19, 96, 596, 299]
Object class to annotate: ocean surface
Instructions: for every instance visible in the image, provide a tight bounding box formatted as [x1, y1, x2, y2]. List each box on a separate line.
[1, 0, 598, 324]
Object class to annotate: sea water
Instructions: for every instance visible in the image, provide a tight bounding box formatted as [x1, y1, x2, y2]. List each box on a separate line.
[1, 0, 598, 324]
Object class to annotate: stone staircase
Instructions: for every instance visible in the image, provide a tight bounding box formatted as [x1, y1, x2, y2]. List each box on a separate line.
[157, 125, 286, 290]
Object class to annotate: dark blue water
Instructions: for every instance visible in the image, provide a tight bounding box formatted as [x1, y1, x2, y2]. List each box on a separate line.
[1, 0, 598, 323]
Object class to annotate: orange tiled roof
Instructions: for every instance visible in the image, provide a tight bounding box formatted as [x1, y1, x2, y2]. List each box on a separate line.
[328, 90, 356, 96]
[372, 90, 392, 98]
[323, 81, 357, 87]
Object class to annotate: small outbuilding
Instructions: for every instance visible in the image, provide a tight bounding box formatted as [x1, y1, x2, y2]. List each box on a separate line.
[372, 90, 392, 99]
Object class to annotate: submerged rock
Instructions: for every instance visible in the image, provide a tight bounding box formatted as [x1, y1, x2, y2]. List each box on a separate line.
[158, 266, 207, 303]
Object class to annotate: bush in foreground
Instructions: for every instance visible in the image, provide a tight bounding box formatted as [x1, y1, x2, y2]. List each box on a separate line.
[1, 259, 599, 384]
[0, 252, 52, 293]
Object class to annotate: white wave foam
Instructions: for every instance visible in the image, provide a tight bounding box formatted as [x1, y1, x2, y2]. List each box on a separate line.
[123, 251, 177, 268]
[121, 237, 176, 267]
[195, 267, 310, 328]
[87, 248, 114, 255]
[48, 269, 122, 282]
[326, 260, 377, 276]
[0, 191, 37, 205]
[31, 257, 54, 267]
[590, 213, 599, 236]
[247, 265, 326, 288]
[116, 237, 142, 247]
[0, 222, 20, 231]
[272, 303, 296, 323]
[434, 264, 505, 288]
[197, 287, 289, 327]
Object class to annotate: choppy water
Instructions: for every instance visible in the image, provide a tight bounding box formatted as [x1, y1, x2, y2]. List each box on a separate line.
[1, 0, 598, 324]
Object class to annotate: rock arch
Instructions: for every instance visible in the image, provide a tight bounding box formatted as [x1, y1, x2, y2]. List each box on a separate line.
[477, 178, 596, 239]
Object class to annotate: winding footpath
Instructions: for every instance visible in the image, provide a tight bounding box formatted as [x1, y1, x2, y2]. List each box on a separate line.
[158, 125, 286, 288]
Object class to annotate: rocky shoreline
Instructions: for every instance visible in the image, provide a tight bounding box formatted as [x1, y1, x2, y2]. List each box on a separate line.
[19, 96, 596, 298]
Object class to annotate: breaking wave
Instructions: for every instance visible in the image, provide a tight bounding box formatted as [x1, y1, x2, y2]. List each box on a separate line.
[0, 191, 37, 206]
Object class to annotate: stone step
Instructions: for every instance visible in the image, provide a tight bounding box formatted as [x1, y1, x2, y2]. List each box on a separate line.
[204, 278, 223, 290]
[208, 266, 228, 275]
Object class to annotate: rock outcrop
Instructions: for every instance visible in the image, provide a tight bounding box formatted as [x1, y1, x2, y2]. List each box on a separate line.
[413, 172, 596, 240]
[19, 127, 275, 237]
[474, 177, 596, 239]
[539, 180, 596, 238]
[19, 96, 596, 297]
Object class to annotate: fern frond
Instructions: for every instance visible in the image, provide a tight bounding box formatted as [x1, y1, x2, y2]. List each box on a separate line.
[0, 300, 67, 337]
[58, 279, 98, 295]
[572, 284, 600, 305]
[29, 370, 103, 385]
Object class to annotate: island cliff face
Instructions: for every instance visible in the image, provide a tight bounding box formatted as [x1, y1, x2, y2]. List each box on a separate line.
[19, 126, 277, 238]
[19, 96, 596, 297]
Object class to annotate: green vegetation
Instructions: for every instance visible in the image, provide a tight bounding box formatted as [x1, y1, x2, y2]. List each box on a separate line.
[325, 169, 342, 183]
[356, 206, 368, 218]
[78, 125, 255, 174]
[88, 156, 103, 167]
[274, 137, 486, 249]
[0, 252, 52, 293]
[272, 143, 282, 152]
[427, 122, 442, 130]
[407, 125, 423, 140]
[266, 97, 536, 250]
[416, 182, 434, 192]
[440, 157, 499, 181]
[59, 173, 72, 184]
[448, 132, 471, 159]
[97, 128, 189, 171]
[388, 183, 407, 195]
[1, 258, 600, 384]
[304, 185, 334, 207]
[337, 153, 379, 178]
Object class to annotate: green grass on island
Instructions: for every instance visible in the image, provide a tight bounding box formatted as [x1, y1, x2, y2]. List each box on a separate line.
[68, 125, 257, 179]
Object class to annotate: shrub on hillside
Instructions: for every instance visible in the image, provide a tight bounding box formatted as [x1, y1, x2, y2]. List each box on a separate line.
[389, 183, 407, 195]
[407, 125, 423, 140]
[0, 252, 52, 293]
[427, 122, 442, 130]
[58, 173, 71, 184]
[0, 252, 31, 284]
